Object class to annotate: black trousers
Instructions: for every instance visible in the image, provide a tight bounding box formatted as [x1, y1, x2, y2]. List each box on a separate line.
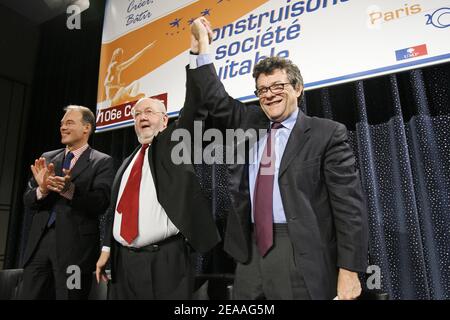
[20, 227, 92, 300]
[233, 224, 311, 300]
[108, 234, 194, 300]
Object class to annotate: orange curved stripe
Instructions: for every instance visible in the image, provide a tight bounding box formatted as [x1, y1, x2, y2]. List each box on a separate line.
[97, 0, 269, 104]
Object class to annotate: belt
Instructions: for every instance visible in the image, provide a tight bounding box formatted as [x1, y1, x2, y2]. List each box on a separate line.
[251, 223, 289, 234]
[122, 233, 185, 253]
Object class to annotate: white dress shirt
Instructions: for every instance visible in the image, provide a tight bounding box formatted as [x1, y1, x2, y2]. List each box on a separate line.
[112, 146, 179, 248]
[249, 109, 299, 223]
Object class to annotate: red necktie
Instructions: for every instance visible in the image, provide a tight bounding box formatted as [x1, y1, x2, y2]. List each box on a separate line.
[253, 122, 283, 257]
[117, 144, 149, 244]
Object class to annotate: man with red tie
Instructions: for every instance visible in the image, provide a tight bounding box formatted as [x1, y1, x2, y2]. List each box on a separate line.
[96, 97, 220, 299]
[21, 105, 114, 299]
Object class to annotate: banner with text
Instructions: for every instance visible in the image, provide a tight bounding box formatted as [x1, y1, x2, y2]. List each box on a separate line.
[96, 0, 450, 132]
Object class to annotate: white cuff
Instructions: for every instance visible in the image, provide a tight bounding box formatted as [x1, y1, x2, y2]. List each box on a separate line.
[189, 53, 198, 69]
[36, 188, 48, 200]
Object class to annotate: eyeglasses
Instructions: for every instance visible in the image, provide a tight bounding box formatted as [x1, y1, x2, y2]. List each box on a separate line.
[254, 82, 292, 97]
[131, 108, 166, 119]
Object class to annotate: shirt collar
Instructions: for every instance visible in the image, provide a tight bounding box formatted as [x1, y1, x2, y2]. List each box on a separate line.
[65, 144, 89, 159]
[272, 108, 299, 131]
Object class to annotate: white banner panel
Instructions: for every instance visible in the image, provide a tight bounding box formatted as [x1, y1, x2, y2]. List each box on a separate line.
[96, 0, 450, 132]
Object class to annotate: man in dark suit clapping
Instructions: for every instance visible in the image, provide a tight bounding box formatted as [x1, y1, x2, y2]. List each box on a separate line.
[21, 105, 114, 300]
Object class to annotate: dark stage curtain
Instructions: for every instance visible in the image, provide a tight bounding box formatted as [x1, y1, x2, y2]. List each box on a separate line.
[5, 0, 449, 299]
[304, 64, 450, 299]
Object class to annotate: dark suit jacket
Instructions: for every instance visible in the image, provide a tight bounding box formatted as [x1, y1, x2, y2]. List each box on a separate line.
[103, 68, 221, 281]
[23, 147, 114, 273]
[188, 63, 369, 299]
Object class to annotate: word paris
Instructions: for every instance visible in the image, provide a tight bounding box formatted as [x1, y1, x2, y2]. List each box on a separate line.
[170, 121, 270, 166]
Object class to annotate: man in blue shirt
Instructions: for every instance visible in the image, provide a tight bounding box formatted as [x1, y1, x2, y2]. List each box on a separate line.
[187, 17, 368, 300]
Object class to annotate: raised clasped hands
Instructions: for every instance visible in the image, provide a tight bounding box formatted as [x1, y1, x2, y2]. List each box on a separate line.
[190, 17, 214, 54]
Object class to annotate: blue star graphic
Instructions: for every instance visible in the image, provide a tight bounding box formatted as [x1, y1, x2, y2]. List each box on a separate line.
[169, 18, 182, 28]
[201, 8, 211, 16]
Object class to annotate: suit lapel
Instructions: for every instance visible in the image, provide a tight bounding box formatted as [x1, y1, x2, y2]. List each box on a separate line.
[70, 148, 91, 181]
[51, 150, 65, 176]
[254, 115, 270, 131]
[279, 111, 311, 178]
[148, 139, 156, 184]
[111, 147, 140, 204]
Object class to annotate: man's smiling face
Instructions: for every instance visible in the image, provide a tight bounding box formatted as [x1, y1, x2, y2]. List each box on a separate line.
[132, 98, 168, 144]
[256, 69, 302, 122]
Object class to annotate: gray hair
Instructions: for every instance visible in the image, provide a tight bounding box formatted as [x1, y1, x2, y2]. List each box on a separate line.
[133, 97, 166, 113]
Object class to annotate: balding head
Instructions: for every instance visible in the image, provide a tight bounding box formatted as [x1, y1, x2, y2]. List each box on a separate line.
[133, 98, 166, 114]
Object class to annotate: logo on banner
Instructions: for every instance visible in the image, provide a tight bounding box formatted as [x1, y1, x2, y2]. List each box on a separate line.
[425, 7, 450, 29]
[395, 44, 428, 61]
